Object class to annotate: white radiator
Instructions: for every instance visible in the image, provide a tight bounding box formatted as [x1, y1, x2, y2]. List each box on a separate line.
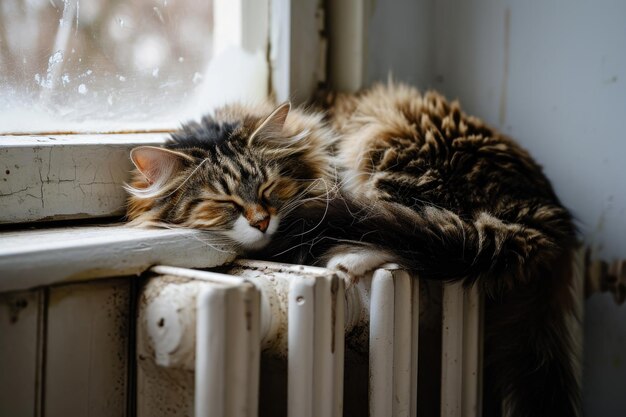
[136, 260, 483, 417]
[0, 259, 485, 417]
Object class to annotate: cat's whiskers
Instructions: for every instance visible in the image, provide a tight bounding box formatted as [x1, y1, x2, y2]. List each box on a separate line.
[278, 188, 335, 220]
[151, 222, 240, 254]
[158, 158, 211, 199]
[124, 157, 211, 200]
[270, 233, 320, 258]
[277, 178, 334, 217]
[288, 178, 332, 237]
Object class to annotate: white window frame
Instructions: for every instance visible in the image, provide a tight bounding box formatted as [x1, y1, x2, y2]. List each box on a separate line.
[0, 0, 326, 225]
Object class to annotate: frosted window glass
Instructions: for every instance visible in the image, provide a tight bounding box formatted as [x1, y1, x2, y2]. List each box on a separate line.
[0, 0, 267, 134]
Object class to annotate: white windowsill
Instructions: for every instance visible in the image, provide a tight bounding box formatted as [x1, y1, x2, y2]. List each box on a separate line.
[0, 134, 168, 224]
[0, 224, 236, 293]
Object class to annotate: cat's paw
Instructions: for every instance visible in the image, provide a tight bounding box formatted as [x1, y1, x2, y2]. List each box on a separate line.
[325, 247, 393, 284]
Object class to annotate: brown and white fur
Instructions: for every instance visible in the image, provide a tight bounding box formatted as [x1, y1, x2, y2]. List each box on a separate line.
[126, 83, 581, 417]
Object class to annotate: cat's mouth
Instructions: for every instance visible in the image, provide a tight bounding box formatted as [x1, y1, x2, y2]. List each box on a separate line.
[223, 215, 280, 250]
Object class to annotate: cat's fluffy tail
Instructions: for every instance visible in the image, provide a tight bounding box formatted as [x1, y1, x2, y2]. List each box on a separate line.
[259, 195, 581, 417]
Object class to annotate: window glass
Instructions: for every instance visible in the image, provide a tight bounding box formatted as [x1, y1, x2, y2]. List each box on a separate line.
[0, 0, 267, 134]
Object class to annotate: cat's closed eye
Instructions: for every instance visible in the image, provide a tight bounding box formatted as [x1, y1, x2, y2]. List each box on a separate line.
[258, 181, 277, 204]
[211, 198, 244, 211]
[185, 199, 238, 229]
[265, 179, 300, 205]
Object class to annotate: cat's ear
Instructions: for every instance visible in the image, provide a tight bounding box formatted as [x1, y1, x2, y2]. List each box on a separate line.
[249, 102, 291, 145]
[130, 146, 194, 185]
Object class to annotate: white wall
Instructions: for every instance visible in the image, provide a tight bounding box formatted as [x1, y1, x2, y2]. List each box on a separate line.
[365, 0, 626, 415]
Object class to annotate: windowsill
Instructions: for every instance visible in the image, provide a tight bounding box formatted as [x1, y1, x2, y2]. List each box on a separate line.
[0, 223, 236, 293]
[0, 133, 168, 224]
[0, 133, 170, 146]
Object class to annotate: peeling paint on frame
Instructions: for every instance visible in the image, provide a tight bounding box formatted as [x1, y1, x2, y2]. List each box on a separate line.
[0, 134, 167, 224]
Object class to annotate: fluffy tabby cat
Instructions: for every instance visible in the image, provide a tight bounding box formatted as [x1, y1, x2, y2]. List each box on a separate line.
[126, 83, 580, 417]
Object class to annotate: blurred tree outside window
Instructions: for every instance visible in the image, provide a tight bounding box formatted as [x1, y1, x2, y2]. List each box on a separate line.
[0, 0, 268, 134]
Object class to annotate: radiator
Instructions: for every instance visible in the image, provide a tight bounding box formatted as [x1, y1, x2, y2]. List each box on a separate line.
[0, 259, 493, 417]
[137, 260, 482, 417]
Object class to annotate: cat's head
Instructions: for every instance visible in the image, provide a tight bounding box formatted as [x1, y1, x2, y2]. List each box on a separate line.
[125, 102, 334, 249]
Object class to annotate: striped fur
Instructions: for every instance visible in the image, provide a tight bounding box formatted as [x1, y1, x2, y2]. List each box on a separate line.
[126, 83, 581, 416]
[266, 83, 581, 416]
[126, 101, 337, 249]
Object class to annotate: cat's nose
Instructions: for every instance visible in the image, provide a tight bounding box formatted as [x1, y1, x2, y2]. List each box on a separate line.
[249, 216, 270, 233]
[245, 205, 271, 233]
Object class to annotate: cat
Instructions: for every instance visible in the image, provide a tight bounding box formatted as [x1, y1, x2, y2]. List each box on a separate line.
[125, 101, 337, 249]
[126, 82, 581, 417]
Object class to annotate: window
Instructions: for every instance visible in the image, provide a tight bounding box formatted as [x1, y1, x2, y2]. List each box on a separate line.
[0, 0, 270, 134]
[0, 0, 324, 224]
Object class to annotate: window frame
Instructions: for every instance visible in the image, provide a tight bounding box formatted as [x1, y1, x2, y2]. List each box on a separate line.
[0, 0, 326, 225]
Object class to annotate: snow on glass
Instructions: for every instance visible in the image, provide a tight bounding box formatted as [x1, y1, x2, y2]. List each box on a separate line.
[0, 0, 216, 133]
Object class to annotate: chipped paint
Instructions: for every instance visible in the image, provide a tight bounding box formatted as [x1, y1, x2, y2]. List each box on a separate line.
[0, 134, 167, 223]
[137, 260, 347, 417]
